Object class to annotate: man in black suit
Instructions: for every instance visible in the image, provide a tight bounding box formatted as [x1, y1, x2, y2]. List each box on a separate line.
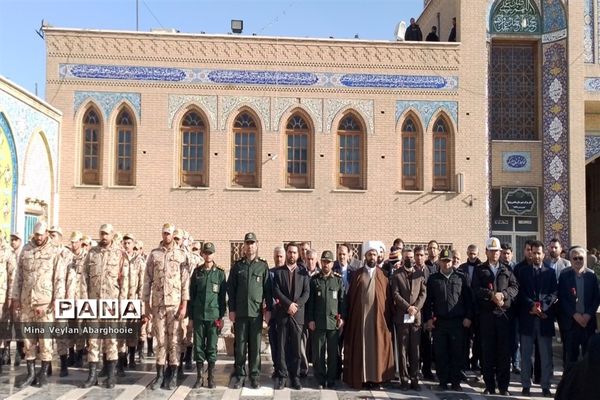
[558, 246, 600, 372]
[272, 242, 311, 390]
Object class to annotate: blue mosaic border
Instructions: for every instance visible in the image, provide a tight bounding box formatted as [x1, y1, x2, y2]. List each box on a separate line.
[542, 41, 570, 245]
[74, 91, 141, 121]
[0, 112, 18, 232]
[585, 0, 595, 63]
[585, 77, 600, 91]
[543, 0, 567, 34]
[60, 64, 459, 91]
[586, 135, 600, 162]
[395, 100, 458, 128]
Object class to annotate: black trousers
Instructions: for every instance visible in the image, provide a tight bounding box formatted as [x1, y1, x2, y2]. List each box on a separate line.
[420, 328, 433, 374]
[276, 317, 303, 379]
[464, 318, 481, 370]
[433, 318, 464, 386]
[480, 312, 511, 392]
[564, 324, 593, 372]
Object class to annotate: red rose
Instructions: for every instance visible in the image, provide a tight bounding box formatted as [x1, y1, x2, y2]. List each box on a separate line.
[488, 283, 494, 290]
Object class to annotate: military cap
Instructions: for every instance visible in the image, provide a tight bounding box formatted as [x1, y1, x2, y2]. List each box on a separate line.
[191, 241, 201, 250]
[99, 224, 114, 234]
[244, 232, 257, 242]
[33, 221, 48, 234]
[10, 232, 22, 240]
[320, 250, 334, 262]
[70, 231, 83, 242]
[81, 235, 92, 246]
[173, 229, 184, 239]
[123, 233, 136, 241]
[162, 223, 175, 234]
[439, 248, 452, 261]
[486, 237, 501, 251]
[202, 242, 216, 254]
[48, 225, 63, 236]
[134, 240, 144, 250]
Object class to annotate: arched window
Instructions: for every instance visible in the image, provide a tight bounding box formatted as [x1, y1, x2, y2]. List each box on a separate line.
[82, 107, 102, 185]
[432, 116, 452, 191]
[337, 113, 365, 190]
[401, 116, 421, 190]
[285, 113, 312, 189]
[115, 107, 135, 186]
[233, 112, 260, 188]
[180, 110, 208, 187]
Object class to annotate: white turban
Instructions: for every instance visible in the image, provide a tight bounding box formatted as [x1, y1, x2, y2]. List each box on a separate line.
[363, 241, 381, 256]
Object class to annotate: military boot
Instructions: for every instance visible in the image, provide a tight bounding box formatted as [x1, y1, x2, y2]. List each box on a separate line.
[0, 346, 7, 365]
[116, 352, 126, 377]
[14, 341, 24, 367]
[128, 346, 137, 369]
[0, 348, 4, 374]
[67, 347, 75, 366]
[207, 363, 216, 389]
[16, 360, 36, 388]
[59, 354, 69, 377]
[184, 346, 193, 370]
[147, 338, 155, 357]
[193, 362, 204, 388]
[74, 349, 84, 368]
[104, 360, 116, 388]
[80, 362, 98, 388]
[98, 353, 108, 377]
[150, 364, 164, 390]
[137, 340, 144, 362]
[36, 361, 50, 387]
[47, 362, 52, 376]
[166, 365, 178, 390]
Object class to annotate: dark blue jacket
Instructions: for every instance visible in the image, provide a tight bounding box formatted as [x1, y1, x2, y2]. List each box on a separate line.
[517, 263, 557, 337]
[558, 268, 600, 333]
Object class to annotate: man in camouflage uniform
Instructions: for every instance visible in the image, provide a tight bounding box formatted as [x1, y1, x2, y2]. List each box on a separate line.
[134, 240, 153, 359]
[188, 242, 226, 388]
[227, 232, 272, 389]
[12, 222, 67, 388]
[144, 223, 198, 390]
[8, 232, 23, 367]
[0, 233, 16, 374]
[57, 231, 88, 376]
[122, 233, 145, 370]
[80, 224, 129, 389]
[307, 250, 345, 389]
[173, 229, 194, 379]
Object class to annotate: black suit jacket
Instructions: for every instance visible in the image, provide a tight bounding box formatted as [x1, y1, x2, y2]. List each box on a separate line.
[516, 263, 557, 337]
[558, 268, 600, 333]
[272, 265, 310, 325]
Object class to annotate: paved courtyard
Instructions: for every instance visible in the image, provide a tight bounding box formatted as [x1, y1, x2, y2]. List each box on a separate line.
[0, 351, 564, 400]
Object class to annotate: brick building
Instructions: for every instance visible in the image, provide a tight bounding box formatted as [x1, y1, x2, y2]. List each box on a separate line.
[40, 0, 600, 264]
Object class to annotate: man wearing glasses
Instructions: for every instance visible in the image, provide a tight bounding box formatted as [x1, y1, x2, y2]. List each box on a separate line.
[558, 246, 600, 372]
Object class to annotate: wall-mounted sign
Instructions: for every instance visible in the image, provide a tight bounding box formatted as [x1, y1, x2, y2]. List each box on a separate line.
[490, 0, 542, 35]
[502, 151, 531, 172]
[501, 187, 538, 217]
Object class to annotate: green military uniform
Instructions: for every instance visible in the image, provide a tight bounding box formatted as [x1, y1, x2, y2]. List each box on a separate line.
[188, 262, 226, 364]
[227, 233, 272, 384]
[307, 266, 345, 387]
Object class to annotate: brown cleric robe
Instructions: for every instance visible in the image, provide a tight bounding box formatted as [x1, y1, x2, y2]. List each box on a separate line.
[343, 266, 395, 389]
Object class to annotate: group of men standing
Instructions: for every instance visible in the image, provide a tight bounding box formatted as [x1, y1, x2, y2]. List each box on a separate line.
[1, 225, 600, 397]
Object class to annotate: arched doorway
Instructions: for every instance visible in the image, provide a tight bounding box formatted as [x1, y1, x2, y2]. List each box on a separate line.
[0, 112, 18, 237]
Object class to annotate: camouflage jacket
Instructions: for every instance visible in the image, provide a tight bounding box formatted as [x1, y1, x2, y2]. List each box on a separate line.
[127, 252, 146, 300]
[0, 246, 16, 303]
[64, 249, 87, 299]
[82, 243, 129, 300]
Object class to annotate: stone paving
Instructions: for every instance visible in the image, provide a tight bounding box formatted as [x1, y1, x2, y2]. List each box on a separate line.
[0, 350, 564, 400]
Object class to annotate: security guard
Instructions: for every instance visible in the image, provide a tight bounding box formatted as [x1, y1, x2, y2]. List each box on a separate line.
[188, 242, 226, 388]
[423, 249, 473, 392]
[227, 232, 272, 389]
[307, 250, 345, 389]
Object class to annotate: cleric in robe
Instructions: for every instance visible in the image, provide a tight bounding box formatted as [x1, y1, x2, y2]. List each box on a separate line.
[343, 241, 395, 389]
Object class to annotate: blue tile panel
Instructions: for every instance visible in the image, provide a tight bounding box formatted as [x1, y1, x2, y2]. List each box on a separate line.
[395, 100, 458, 129]
[60, 64, 459, 91]
[73, 91, 141, 121]
[585, 0, 595, 63]
[542, 0, 567, 33]
[586, 135, 600, 162]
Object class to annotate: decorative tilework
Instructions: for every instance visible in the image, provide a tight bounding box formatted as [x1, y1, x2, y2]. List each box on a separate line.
[271, 98, 323, 133]
[585, 77, 600, 91]
[542, 29, 567, 43]
[542, 41, 570, 245]
[301, 99, 324, 133]
[0, 112, 18, 232]
[395, 101, 459, 129]
[60, 64, 459, 91]
[325, 99, 374, 135]
[74, 91, 141, 121]
[168, 95, 217, 129]
[220, 96, 270, 131]
[585, 0, 595, 63]
[542, 0, 567, 33]
[490, 0, 542, 34]
[586, 135, 600, 162]
[0, 89, 60, 181]
[272, 98, 299, 132]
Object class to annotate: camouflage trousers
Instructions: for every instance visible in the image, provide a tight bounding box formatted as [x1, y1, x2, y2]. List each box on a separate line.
[152, 306, 180, 366]
[22, 304, 54, 362]
[0, 303, 8, 348]
[88, 334, 118, 362]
